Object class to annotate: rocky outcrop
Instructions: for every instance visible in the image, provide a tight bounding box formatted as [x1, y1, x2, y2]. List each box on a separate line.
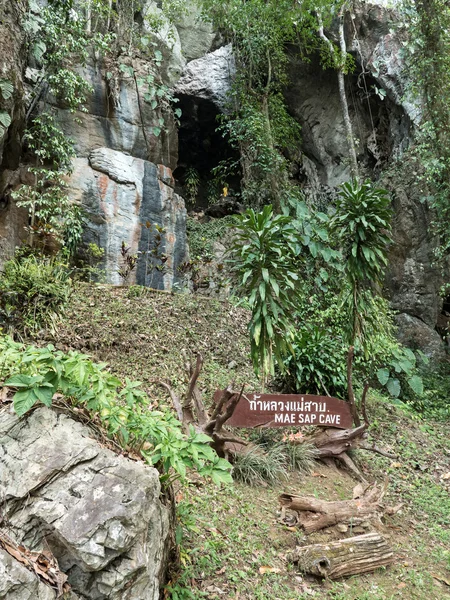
[68, 147, 188, 288]
[174, 45, 235, 111]
[0, 406, 171, 600]
[0, 0, 26, 170]
[52, 56, 179, 171]
[0, 0, 28, 267]
[174, 1, 219, 62]
[394, 313, 446, 361]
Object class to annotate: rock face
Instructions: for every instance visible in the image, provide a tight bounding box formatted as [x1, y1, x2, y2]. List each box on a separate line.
[282, 1, 446, 358]
[0, 406, 171, 600]
[68, 147, 188, 289]
[394, 313, 446, 361]
[53, 57, 179, 171]
[0, 0, 28, 267]
[174, 45, 235, 111]
[175, 1, 218, 62]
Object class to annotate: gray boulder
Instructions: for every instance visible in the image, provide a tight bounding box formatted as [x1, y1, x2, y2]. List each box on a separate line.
[174, 0, 218, 62]
[0, 406, 171, 600]
[395, 313, 446, 362]
[174, 45, 235, 110]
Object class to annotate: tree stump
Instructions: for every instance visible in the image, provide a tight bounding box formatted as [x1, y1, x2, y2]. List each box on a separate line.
[288, 533, 394, 578]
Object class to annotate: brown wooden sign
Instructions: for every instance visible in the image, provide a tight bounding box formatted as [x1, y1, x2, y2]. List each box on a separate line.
[216, 392, 353, 430]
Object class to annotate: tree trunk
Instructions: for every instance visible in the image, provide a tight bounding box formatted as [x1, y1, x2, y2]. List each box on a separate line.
[288, 533, 394, 578]
[317, 10, 358, 179]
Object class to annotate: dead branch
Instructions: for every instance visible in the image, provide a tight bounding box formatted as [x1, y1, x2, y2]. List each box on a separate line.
[157, 355, 246, 458]
[288, 533, 394, 578]
[307, 423, 368, 457]
[359, 443, 397, 459]
[155, 380, 183, 422]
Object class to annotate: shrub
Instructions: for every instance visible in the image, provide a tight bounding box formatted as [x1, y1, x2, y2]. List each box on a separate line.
[0, 335, 233, 486]
[0, 254, 71, 335]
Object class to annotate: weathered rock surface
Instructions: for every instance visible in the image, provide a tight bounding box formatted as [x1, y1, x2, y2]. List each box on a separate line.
[68, 147, 188, 288]
[0, 0, 26, 170]
[52, 58, 178, 170]
[174, 0, 219, 62]
[174, 45, 235, 110]
[394, 313, 446, 361]
[0, 406, 171, 600]
[0, 0, 28, 268]
[0, 547, 64, 600]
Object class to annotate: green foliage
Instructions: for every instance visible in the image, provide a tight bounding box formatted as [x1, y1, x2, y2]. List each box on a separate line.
[186, 215, 239, 260]
[284, 324, 348, 397]
[402, 0, 450, 261]
[184, 167, 201, 205]
[230, 206, 300, 383]
[200, 0, 328, 209]
[0, 255, 71, 334]
[329, 179, 392, 350]
[12, 168, 83, 252]
[0, 78, 14, 136]
[0, 335, 233, 486]
[410, 362, 450, 419]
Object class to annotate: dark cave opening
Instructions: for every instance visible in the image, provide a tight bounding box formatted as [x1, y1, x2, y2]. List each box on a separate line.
[173, 94, 241, 210]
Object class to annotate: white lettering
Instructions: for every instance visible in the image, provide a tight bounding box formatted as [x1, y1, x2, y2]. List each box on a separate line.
[275, 413, 283, 423]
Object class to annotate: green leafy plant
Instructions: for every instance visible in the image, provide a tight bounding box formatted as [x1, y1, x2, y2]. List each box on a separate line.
[0, 78, 14, 136]
[329, 179, 392, 351]
[184, 167, 201, 205]
[118, 241, 138, 284]
[230, 205, 301, 385]
[0, 336, 233, 486]
[0, 255, 71, 335]
[12, 168, 83, 253]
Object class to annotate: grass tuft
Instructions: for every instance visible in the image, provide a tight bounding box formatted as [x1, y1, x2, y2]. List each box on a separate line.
[232, 444, 288, 486]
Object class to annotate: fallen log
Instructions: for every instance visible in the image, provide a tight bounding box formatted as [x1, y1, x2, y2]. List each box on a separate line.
[279, 479, 388, 534]
[288, 533, 394, 578]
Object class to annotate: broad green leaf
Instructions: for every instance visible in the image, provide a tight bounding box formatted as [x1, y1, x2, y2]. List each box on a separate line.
[13, 389, 39, 416]
[387, 377, 401, 398]
[376, 368, 390, 386]
[407, 375, 423, 395]
[0, 79, 14, 100]
[0, 112, 11, 129]
[5, 374, 34, 388]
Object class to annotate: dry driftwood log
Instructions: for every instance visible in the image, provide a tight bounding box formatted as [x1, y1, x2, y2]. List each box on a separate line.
[279, 480, 390, 534]
[288, 533, 394, 579]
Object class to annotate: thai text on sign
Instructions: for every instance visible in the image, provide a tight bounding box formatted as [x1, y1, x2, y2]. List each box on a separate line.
[219, 393, 353, 429]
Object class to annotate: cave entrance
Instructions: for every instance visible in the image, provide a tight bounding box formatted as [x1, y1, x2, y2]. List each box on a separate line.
[173, 94, 241, 210]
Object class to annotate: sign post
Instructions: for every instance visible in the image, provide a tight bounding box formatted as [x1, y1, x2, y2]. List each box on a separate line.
[214, 392, 353, 430]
